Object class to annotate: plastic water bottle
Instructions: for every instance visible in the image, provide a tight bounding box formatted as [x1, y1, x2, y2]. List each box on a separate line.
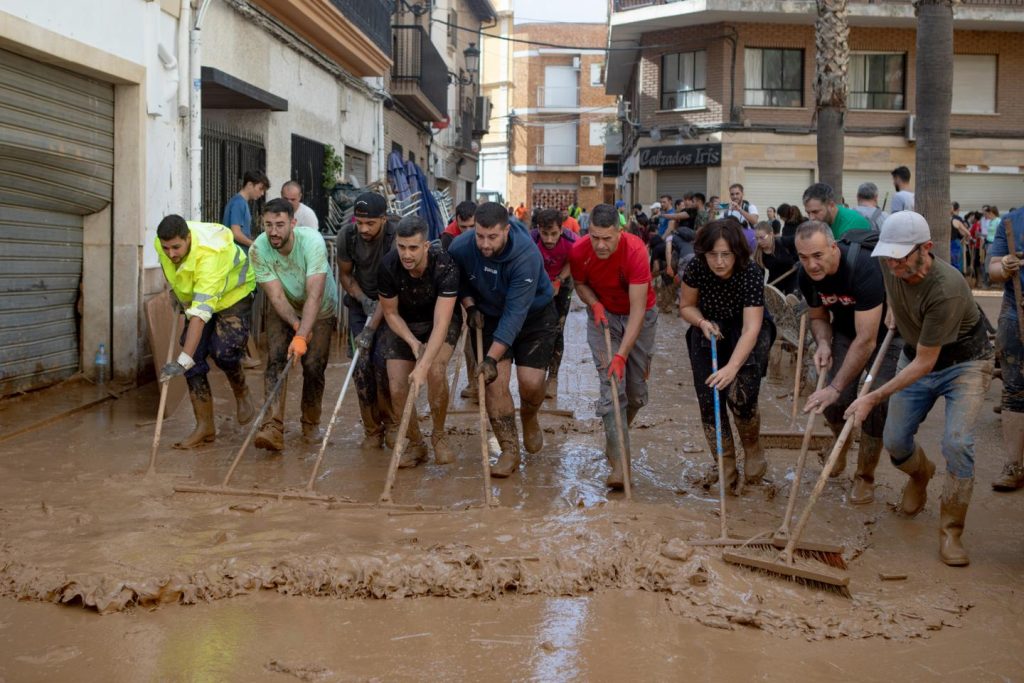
[95, 343, 109, 386]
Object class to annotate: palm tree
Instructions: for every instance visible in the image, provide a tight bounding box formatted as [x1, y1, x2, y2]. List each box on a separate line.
[814, 0, 849, 198]
[913, 0, 958, 261]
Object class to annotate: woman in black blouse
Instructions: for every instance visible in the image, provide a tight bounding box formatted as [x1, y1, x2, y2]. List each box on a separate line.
[753, 221, 799, 294]
[679, 219, 774, 494]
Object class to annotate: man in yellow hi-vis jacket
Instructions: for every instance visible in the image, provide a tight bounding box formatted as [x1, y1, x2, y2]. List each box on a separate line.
[155, 215, 257, 448]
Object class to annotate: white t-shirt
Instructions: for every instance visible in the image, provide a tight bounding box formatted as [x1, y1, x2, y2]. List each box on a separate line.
[890, 190, 915, 213]
[725, 201, 759, 227]
[294, 202, 319, 229]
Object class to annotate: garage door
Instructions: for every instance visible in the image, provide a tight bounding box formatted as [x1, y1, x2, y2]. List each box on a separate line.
[742, 169, 815, 214]
[656, 168, 708, 202]
[0, 48, 113, 396]
[950, 173, 1024, 215]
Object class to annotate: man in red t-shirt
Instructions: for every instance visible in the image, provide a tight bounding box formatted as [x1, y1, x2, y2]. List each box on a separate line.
[442, 200, 477, 251]
[532, 208, 577, 399]
[570, 203, 658, 490]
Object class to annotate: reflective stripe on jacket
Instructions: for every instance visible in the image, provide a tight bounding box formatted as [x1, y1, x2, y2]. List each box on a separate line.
[155, 221, 256, 322]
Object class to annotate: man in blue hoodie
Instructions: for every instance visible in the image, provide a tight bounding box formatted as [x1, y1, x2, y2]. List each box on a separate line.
[448, 202, 556, 478]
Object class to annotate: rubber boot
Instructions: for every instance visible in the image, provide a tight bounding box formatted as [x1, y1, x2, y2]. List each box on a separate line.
[992, 411, 1024, 492]
[939, 473, 974, 567]
[489, 414, 521, 478]
[850, 433, 883, 505]
[173, 375, 216, 449]
[700, 424, 740, 496]
[894, 445, 936, 517]
[736, 415, 767, 484]
[223, 364, 255, 425]
[822, 420, 852, 478]
[358, 401, 384, 449]
[301, 403, 322, 444]
[603, 409, 631, 490]
[398, 417, 429, 469]
[254, 386, 285, 451]
[432, 432, 455, 465]
[520, 398, 544, 454]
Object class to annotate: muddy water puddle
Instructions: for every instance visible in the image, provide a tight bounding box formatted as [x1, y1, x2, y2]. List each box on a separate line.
[1, 309, 1023, 679]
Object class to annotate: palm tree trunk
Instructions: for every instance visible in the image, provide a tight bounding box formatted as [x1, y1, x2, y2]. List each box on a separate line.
[814, 0, 849, 198]
[913, 0, 957, 262]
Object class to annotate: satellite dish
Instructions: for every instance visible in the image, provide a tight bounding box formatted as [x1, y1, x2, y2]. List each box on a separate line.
[650, 127, 662, 142]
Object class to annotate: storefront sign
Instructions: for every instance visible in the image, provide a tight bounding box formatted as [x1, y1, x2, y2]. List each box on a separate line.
[638, 144, 721, 169]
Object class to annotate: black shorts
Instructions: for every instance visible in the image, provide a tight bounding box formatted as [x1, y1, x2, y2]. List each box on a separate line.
[378, 313, 463, 361]
[471, 302, 558, 370]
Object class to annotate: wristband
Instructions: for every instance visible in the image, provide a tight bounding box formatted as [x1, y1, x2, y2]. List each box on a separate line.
[828, 382, 841, 394]
[176, 351, 195, 370]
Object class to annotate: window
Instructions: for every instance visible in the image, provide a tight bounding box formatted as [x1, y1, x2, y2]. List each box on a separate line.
[542, 122, 577, 165]
[660, 50, 706, 110]
[952, 54, 997, 114]
[590, 63, 604, 87]
[744, 48, 803, 107]
[543, 65, 578, 108]
[447, 9, 458, 49]
[849, 53, 905, 110]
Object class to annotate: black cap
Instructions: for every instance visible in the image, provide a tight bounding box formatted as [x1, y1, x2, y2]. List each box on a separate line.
[353, 192, 387, 218]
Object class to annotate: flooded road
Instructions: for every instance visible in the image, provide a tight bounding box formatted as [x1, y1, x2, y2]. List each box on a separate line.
[1, 306, 1022, 681]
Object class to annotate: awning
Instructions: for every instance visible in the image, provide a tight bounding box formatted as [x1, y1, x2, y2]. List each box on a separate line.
[201, 67, 288, 111]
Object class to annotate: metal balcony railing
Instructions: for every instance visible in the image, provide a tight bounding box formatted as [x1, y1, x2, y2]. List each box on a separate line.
[612, 0, 1023, 10]
[536, 85, 580, 108]
[330, 0, 394, 57]
[392, 25, 448, 119]
[535, 144, 579, 166]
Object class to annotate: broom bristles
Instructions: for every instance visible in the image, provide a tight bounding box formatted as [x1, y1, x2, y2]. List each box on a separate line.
[722, 548, 852, 599]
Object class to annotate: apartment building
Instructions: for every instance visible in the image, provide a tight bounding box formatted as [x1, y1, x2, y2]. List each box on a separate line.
[508, 23, 618, 212]
[477, 0, 513, 203]
[606, 0, 1024, 213]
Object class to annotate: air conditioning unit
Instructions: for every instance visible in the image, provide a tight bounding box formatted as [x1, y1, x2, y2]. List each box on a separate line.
[572, 56, 581, 70]
[580, 175, 597, 187]
[617, 100, 631, 121]
[905, 114, 916, 143]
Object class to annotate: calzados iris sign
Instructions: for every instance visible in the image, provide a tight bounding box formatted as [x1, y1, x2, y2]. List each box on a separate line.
[638, 144, 722, 169]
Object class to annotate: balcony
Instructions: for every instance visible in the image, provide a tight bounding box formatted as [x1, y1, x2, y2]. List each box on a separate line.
[392, 25, 448, 122]
[249, 0, 392, 77]
[535, 144, 579, 167]
[536, 85, 580, 109]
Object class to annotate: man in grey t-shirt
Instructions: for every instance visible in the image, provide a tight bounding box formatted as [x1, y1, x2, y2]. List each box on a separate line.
[890, 166, 915, 213]
[853, 182, 889, 231]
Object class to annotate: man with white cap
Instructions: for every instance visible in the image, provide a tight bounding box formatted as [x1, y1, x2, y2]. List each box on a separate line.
[847, 212, 994, 567]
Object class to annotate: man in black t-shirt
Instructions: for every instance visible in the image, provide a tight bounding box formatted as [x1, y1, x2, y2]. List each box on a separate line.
[376, 215, 463, 468]
[795, 220, 901, 505]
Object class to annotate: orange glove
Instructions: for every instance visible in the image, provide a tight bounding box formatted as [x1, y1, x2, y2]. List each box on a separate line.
[608, 353, 626, 382]
[287, 335, 308, 365]
[552, 278, 562, 295]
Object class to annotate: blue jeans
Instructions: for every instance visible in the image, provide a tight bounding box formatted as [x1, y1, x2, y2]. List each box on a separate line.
[883, 354, 994, 478]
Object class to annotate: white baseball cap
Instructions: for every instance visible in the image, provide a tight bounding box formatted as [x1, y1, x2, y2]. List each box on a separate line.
[872, 211, 931, 259]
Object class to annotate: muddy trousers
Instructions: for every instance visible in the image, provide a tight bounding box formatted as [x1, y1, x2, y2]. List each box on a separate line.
[547, 282, 574, 380]
[994, 302, 1024, 487]
[884, 355, 994, 478]
[348, 305, 394, 438]
[686, 324, 772, 464]
[181, 296, 253, 382]
[262, 309, 336, 430]
[822, 331, 901, 439]
[585, 308, 658, 419]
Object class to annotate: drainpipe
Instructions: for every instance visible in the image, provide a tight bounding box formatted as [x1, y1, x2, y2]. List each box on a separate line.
[189, 0, 213, 219]
[177, 0, 190, 116]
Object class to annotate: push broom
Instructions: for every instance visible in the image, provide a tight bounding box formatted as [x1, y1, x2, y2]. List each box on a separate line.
[722, 327, 897, 597]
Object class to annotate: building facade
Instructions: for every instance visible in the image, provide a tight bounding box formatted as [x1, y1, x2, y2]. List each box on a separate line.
[606, 0, 1024, 214]
[477, 0, 513, 204]
[508, 22, 618, 212]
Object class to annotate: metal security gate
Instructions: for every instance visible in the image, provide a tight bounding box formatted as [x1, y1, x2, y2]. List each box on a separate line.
[0, 48, 113, 396]
[201, 123, 266, 234]
[291, 134, 327, 230]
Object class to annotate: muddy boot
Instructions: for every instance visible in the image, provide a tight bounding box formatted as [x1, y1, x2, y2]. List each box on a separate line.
[992, 411, 1024, 492]
[939, 473, 974, 567]
[358, 401, 384, 449]
[432, 432, 455, 465]
[254, 418, 284, 451]
[736, 416, 767, 485]
[544, 374, 558, 400]
[223, 364, 256, 426]
[301, 422, 323, 444]
[850, 433, 882, 505]
[489, 414, 521, 478]
[398, 419, 429, 469]
[895, 445, 936, 516]
[520, 398, 544, 454]
[821, 420, 851, 478]
[603, 410, 631, 490]
[173, 375, 216, 449]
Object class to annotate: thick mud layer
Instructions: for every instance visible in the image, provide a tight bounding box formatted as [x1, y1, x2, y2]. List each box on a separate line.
[1, 303, 1022, 677]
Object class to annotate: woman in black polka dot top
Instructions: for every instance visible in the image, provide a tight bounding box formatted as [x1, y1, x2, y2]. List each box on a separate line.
[679, 218, 775, 495]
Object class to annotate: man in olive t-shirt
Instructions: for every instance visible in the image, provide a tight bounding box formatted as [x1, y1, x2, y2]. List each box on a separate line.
[847, 212, 993, 568]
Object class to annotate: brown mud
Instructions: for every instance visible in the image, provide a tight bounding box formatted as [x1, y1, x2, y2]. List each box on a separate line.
[1, 302, 1023, 680]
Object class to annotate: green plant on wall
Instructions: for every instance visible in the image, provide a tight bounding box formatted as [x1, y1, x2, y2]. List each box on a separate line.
[322, 144, 345, 189]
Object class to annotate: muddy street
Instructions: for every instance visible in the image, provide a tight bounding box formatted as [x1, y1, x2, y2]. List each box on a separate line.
[1, 305, 1022, 681]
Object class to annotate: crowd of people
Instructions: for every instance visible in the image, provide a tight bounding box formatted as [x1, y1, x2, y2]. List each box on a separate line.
[150, 164, 1023, 568]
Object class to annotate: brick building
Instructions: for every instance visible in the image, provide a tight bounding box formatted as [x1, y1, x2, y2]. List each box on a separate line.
[606, 0, 1024, 214]
[508, 23, 618, 213]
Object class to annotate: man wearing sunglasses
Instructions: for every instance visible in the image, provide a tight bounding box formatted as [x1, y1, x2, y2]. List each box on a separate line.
[847, 212, 993, 567]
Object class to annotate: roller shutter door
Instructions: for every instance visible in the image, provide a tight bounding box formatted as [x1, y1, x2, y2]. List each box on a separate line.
[949, 173, 1024, 215]
[655, 168, 707, 202]
[742, 169, 814, 214]
[0, 48, 113, 396]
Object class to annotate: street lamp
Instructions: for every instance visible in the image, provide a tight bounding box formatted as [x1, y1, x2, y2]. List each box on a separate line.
[450, 43, 481, 86]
